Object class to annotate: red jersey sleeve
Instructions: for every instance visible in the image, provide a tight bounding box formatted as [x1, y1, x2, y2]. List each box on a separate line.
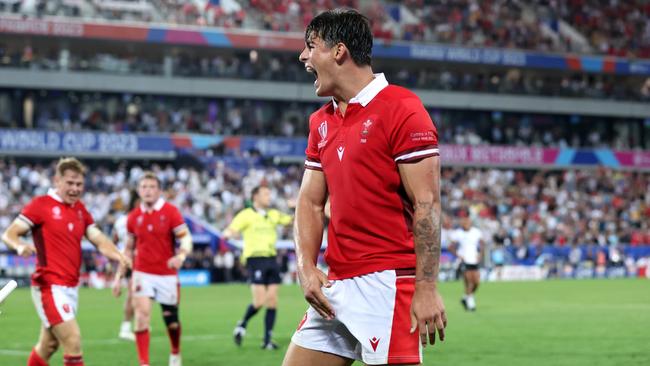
[169, 205, 186, 234]
[81, 204, 95, 230]
[304, 115, 323, 171]
[126, 212, 136, 236]
[388, 97, 439, 163]
[19, 198, 44, 228]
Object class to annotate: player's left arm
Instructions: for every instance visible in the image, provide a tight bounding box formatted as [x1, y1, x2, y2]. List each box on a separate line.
[479, 237, 487, 264]
[399, 155, 447, 347]
[86, 225, 132, 269]
[167, 224, 193, 270]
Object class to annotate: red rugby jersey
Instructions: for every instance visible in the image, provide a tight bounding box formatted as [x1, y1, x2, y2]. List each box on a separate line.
[19, 190, 95, 286]
[304, 74, 439, 280]
[127, 198, 186, 275]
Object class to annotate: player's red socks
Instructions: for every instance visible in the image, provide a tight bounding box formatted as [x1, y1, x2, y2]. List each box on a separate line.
[27, 348, 48, 366]
[167, 325, 181, 354]
[135, 329, 150, 365]
[63, 354, 84, 365]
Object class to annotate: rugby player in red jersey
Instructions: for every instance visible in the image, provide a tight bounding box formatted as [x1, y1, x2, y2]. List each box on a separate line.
[283, 9, 446, 366]
[120, 172, 193, 366]
[2, 157, 131, 366]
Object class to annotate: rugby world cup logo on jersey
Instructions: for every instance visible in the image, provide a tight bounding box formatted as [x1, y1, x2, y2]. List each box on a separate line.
[317, 121, 328, 149]
[52, 206, 62, 220]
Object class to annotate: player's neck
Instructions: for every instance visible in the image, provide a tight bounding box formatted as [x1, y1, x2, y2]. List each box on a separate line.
[333, 66, 374, 115]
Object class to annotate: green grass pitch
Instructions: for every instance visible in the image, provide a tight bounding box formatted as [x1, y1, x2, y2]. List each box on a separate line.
[0, 279, 648, 365]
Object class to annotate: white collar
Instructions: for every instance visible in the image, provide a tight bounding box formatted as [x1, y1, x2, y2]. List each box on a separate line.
[332, 73, 388, 109]
[141, 198, 165, 213]
[47, 188, 64, 203]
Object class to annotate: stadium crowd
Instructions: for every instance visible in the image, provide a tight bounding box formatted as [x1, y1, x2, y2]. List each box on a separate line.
[1, 45, 648, 102]
[0, 89, 647, 149]
[2, 0, 649, 57]
[1, 160, 648, 277]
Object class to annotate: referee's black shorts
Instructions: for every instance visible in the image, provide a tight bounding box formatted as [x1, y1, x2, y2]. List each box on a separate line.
[246, 257, 281, 285]
[461, 263, 480, 272]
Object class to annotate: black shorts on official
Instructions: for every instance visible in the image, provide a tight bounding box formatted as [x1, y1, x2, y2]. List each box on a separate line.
[246, 257, 281, 285]
[462, 263, 480, 271]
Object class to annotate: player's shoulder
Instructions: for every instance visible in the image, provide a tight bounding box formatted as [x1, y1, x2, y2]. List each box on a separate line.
[372, 84, 426, 121]
[308, 101, 335, 125]
[162, 201, 180, 212]
[378, 84, 422, 104]
[29, 194, 53, 206]
[127, 207, 142, 220]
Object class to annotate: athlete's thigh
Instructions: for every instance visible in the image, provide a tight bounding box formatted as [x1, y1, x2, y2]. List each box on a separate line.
[31, 285, 78, 328]
[283, 342, 354, 366]
[133, 294, 152, 313]
[37, 325, 59, 351]
[251, 284, 267, 306]
[467, 269, 480, 283]
[50, 319, 82, 353]
[265, 284, 279, 307]
[338, 270, 421, 365]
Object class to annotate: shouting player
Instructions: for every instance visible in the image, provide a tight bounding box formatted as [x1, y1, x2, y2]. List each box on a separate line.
[1, 157, 131, 366]
[283, 9, 446, 366]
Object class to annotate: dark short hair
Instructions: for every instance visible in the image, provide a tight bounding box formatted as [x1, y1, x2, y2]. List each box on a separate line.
[305, 9, 373, 66]
[251, 185, 268, 200]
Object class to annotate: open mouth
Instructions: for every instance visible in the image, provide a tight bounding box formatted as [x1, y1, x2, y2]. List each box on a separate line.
[306, 66, 318, 86]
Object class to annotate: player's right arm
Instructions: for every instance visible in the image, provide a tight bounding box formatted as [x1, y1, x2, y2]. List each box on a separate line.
[112, 233, 135, 298]
[1, 219, 36, 257]
[294, 168, 334, 319]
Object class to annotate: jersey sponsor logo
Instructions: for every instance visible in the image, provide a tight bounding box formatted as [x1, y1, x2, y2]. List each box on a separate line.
[360, 119, 373, 143]
[317, 121, 328, 149]
[52, 206, 62, 220]
[369, 336, 381, 351]
[409, 130, 436, 142]
[337, 146, 345, 161]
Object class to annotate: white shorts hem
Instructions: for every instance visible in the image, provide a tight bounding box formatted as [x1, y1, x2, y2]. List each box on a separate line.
[291, 333, 359, 361]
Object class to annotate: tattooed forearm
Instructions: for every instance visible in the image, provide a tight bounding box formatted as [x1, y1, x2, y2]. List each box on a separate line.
[413, 200, 441, 282]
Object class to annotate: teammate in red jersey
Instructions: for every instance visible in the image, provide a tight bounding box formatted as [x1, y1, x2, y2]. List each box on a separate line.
[119, 171, 193, 366]
[283, 9, 446, 366]
[1, 157, 131, 366]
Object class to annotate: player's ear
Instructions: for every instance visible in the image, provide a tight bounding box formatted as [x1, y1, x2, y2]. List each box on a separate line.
[333, 42, 348, 64]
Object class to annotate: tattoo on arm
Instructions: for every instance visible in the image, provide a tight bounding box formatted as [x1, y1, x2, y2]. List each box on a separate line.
[414, 201, 441, 282]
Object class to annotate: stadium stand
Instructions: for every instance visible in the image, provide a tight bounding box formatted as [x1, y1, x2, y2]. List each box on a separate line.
[2, 0, 648, 56]
[0, 2, 648, 285]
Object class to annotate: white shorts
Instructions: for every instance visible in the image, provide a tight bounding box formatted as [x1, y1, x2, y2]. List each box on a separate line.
[291, 269, 421, 365]
[132, 271, 179, 306]
[31, 285, 79, 328]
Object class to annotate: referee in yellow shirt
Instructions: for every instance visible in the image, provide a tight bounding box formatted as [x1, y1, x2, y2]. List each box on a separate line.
[222, 185, 292, 350]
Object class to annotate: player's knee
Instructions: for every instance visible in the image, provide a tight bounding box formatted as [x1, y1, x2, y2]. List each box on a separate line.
[266, 297, 277, 308]
[37, 338, 58, 356]
[161, 304, 179, 328]
[58, 334, 81, 353]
